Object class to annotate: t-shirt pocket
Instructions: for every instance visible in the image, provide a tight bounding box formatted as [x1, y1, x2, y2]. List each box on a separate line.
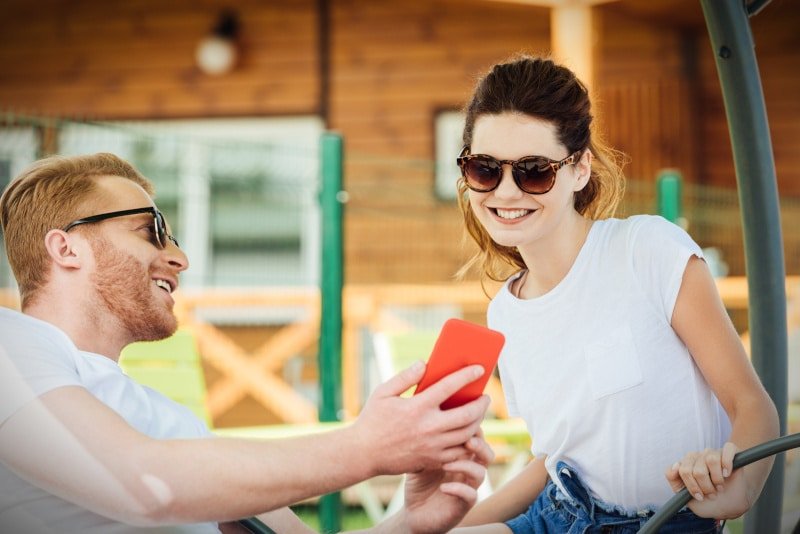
[584, 324, 643, 400]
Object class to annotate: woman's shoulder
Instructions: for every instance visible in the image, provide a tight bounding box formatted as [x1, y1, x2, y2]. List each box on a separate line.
[598, 213, 668, 232]
[598, 214, 692, 243]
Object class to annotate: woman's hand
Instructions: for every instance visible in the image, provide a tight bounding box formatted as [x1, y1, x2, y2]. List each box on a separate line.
[401, 431, 494, 534]
[665, 442, 751, 519]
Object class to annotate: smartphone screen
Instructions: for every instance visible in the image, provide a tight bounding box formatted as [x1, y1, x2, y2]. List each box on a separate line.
[414, 318, 505, 409]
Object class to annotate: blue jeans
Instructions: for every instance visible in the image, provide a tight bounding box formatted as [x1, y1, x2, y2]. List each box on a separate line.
[506, 462, 720, 534]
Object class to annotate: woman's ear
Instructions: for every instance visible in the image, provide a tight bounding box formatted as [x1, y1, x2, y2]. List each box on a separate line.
[573, 150, 593, 192]
[43, 229, 84, 270]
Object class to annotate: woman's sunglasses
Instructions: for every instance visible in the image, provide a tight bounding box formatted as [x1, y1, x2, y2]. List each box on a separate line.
[456, 147, 582, 195]
[62, 207, 179, 249]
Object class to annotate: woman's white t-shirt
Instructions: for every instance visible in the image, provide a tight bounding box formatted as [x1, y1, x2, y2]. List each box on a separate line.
[490, 215, 731, 512]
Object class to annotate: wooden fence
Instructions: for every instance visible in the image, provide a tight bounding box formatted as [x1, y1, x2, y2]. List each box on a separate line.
[1, 276, 798, 424]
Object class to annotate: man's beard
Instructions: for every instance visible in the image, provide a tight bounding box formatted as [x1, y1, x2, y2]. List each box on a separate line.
[89, 237, 177, 342]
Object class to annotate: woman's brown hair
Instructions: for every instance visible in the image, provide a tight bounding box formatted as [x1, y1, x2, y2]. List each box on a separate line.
[458, 54, 626, 283]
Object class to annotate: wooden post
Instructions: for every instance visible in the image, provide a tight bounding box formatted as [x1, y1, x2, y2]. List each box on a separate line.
[550, 3, 595, 89]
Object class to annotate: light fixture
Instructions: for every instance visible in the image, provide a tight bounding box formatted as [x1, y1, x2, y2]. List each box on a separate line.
[195, 10, 239, 76]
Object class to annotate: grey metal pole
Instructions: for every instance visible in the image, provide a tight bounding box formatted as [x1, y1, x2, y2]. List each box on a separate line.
[699, 1, 786, 532]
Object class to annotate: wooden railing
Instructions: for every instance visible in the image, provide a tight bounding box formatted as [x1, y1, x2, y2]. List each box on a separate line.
[2, 276, 798, 424]
[174, 288, 321, 424]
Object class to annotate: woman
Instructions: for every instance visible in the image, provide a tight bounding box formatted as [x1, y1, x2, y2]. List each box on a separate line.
[452, 55, 778, 533]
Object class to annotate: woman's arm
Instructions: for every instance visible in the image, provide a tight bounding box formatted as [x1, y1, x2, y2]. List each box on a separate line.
[456, 455, 548, 526]
[668, 256, 779, 517]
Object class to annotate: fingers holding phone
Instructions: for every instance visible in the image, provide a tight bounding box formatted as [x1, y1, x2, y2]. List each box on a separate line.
[354, 320, 504, 474]
[410, 319, 505, 459]
[415, 319, 505, 410]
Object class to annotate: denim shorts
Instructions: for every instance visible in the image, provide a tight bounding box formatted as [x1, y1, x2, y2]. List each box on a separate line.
[506, 461, 721, 534]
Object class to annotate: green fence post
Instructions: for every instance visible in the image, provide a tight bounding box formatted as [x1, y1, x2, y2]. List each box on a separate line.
[656, 170, 682, 223]
[318, 132, 344, 533]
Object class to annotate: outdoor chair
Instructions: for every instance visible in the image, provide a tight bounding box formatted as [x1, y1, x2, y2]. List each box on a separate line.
[120, 328, 211, 426]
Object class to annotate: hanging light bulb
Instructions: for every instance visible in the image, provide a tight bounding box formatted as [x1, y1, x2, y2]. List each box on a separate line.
[196, 11, 239, 76]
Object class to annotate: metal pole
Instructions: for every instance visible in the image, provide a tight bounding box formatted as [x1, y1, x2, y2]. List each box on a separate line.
[699, 1, 786, 532]
[317, 131, 344, 533]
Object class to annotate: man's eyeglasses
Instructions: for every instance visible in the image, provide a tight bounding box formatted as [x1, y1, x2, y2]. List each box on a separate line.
[457, 147, 581, 195]
[62, 207, 179, 249]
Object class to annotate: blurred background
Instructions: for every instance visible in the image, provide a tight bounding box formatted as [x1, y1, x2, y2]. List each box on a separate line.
[1, 0, 798, 289]
[1, 0, 798, 530]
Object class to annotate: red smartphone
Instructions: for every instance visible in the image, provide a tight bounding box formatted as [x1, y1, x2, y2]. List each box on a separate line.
[414, 318, 505, 410]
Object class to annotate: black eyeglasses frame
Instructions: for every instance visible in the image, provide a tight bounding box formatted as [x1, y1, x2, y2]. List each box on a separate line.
[62, 207, 179, 249]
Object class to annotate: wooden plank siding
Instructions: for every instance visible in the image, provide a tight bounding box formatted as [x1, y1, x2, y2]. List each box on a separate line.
[594, 7, 701, 188]
[694, 3, 800, 193]
[0, 0, 798, 283]
[746, 10, 800, 195]
[329, 0, 550, 282]
[0, 0, 320, 118]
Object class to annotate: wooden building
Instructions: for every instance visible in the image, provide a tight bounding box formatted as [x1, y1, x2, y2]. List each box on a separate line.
[1, 0, 798, 284]
[2, 1, 800, 436]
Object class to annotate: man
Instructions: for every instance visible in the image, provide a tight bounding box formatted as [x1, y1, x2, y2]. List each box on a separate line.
[0, 153, 493, 533]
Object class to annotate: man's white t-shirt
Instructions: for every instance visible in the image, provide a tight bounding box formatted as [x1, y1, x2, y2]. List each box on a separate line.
[0, 307, 218, 533]
[490, 215, 731, 513]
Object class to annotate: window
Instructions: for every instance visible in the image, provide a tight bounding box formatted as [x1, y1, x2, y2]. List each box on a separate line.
[0, 127, 40, 289]
[434, 111, 466, 200]
[58, 117, 323, 287]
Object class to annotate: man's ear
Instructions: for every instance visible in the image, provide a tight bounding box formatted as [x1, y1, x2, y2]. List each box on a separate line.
[573, 150, 593, 192]
[43, 229, 85, 270]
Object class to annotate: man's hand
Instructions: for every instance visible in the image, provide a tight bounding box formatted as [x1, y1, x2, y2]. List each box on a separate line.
[353, 361, 491, 476]
[402, 432, 494, 534]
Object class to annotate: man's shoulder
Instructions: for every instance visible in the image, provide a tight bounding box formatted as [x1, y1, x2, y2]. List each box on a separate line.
[2, 307, 55, 328]
[0, 308, 74, 351]
[0, 307, 39, 335]
[0, 306, 24, 320]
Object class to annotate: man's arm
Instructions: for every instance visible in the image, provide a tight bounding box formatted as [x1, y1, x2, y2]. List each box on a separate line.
[229, 431, 495, 534]
[0, 361, 489, 526]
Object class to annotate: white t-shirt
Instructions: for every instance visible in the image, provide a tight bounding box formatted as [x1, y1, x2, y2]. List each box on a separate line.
[0, 307, 218, 533]
[490, 215, 731, 513]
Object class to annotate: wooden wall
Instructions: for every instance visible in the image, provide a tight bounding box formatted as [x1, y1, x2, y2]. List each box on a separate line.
[698, 3, 800, 193]
[592, 2, 800, 275]
[0, 0, 319, 117]
[595, 1, 800, 197]
[594, 7, 701, 187]
[330, 0, 551, 282]
[1, 0, 798, 283]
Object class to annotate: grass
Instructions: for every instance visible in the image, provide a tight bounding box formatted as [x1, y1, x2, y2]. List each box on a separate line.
[291, 504, 374, 533]
[722, 517, 743, 534]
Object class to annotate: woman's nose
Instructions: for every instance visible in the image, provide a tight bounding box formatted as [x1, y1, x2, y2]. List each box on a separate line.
[493, 165, 523, 198]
